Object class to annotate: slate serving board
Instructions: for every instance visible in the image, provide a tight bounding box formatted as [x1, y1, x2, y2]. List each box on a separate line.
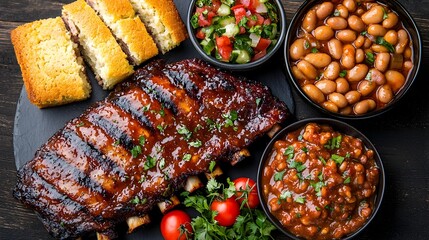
[12, 0, 295, 239]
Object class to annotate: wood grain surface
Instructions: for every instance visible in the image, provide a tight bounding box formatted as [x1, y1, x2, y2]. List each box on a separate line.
[0, 0, 428, 239]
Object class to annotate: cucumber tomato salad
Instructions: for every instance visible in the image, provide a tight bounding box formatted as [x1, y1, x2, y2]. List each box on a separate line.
[191, 0, 280, 64]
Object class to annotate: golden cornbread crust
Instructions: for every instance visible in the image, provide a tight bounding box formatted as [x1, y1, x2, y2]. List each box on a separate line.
[88, 0, 158, 66]
[145, 0, 187, 46]
[62, 0, 134, 90]
[11, 17, 91, 108]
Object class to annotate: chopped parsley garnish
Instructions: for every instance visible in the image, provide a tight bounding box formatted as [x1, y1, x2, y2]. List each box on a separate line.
[159, 108, 165, 117]
[301, 147, 308, 153]
[157, 124, 166, 133]
[194, 124, 203, 132]
[206, 118, 222, 132]
[298, 134, 303, 141]
[222, 110, 238, 130]
[339, 70, 347, 78]
[76, 122, 84, 127]
[159, 158, 165, 169]
[318, 156, 327, 165]
[142, 104, 151, 112]
[345, 152, 351, 158]
[284, 146, 295, 160]
[311, 47, 319, 53]
[274, 170, 286, 181]
[279, 191, 292, 201]
[344, 177, 351, 184]
[130, 196, 147, 205]
[289, 160, 306, 172]
[144, 155, 157, 170]
[138, 176, 146, 183]
[310, 181, 325, 197]
[318, 172, 324, 181]
[189, 139, 202, 148]
[365, 70, 372, 81]
[177, 125, 192, 141]
[294, 196, 306, 204]
[361, 31, 367, 36]
[315, 206, 321, 211]
[139, 136, 146, 146]
[295, 213, 301, 218]
[256, 98, 262, 106]
[209, 160, 216, 172]
[333, 9, 340, 16]
[331, 154, 345, 165]
[183, 153, 192, 161]
[325, 135, 342, 149]
[113, 139, 120, 146]
[376, 37, 395, 53]
[131, 145, 142, 158]
[383, 8, 389, 20]
[304, 40, 310, 49]
[365, 51, 375, 65]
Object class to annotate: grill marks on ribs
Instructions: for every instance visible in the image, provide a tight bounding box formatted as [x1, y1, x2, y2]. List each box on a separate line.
[13, 59, 289, 239]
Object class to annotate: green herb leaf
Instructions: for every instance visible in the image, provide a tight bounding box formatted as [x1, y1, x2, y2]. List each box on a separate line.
[383, 8, 389, 20]
[344, 177, 351, 184]
[177, 125, 192, 141]
[294, 196, 306, 204]
[142, 104, 151, 112]
[318, 156, 327, 165]
[222, 110, 238, 128]
[301, 147, 308, 153]
[361, 31, 367, 36]
[331, 154, 345, 165]
[144, 155, 157, 170]
[209, 160, 216, 172]
[279, 190, 292, 200]
[376, 37, 395, 53]
[159, 108, 165, 117]
[131, 145, 142, 158]
[365, 70, 372, 81]
[295, 213, 301, 218]
[339, 70, 347, 78]
[76, 122, 84, 127]
[274, 170, 286, 181]
[283, 146, 295, 160]
[139, 136, 146, 146]
[298, 134, 303, 141]
[289, 160, 306, 172]
[113, 139, 120, 146]
[311, 47, 319, 53]
[157, 124, 166, 133]
[304, 40, 310, 49]
[256, 98, 262, 106]
[189, 139, 202, 148]
[365, 51, 375, 65]
[333, 9, 340, 16]
[183, 153, 192, 161]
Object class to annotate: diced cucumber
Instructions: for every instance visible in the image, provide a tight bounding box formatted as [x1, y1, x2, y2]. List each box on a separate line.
[200, 39, 215, 55]
[218, 16, 235, 27]
[217, 4, 231, 16]
[232, 50, 251, 64]
[222, 23, 239, 38]
[202, 26, 215, 39]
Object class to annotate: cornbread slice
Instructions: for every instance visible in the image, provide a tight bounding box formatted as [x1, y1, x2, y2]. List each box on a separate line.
[129, 0, 188, 54]
[86, 0, 158, 66]
[62, 0, 134, 90]
[11, 17, 91, 108]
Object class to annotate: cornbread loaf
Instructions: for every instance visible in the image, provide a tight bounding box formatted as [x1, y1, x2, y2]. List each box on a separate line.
[62, 0, 134, 90]
[11, 17, 91, 108]
[129, 0, 188, 54]
[86, 0, 158, 66]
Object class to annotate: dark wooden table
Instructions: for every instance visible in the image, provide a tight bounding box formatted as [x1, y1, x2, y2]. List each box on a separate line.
[1, 0, 428, 239]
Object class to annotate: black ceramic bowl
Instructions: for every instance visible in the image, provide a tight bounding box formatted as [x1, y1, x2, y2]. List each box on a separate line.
[257, 118, 385, 239]
[284, 0, 422, 119]
[187, 0, 287, 71]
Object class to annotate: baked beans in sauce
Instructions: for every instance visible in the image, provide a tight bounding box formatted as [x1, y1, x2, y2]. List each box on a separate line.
[289, 0, 414, 115]
[262, 123, 379, 239]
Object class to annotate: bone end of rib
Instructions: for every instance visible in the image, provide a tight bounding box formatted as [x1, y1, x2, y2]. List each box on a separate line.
[231, 148, 251, 166]
[267, 124, 282, 138]
[205, 166, 223, 180]
[184, 175, 204, 193]
[126, 215, 151, 233]
[96, 232, 111, 240]
[158, 195, 180, 214]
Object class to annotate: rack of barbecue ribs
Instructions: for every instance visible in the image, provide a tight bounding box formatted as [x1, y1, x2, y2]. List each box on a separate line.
[13, 59, 290, 239]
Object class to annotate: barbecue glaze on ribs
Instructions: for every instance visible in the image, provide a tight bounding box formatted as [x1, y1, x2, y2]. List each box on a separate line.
[13, 59, 289, 239]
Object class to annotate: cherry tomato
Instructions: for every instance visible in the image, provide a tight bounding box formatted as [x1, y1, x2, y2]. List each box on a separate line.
[210, 198, 240, 227]
[233, 178, 260, 208]
[160, 210, 192, 240]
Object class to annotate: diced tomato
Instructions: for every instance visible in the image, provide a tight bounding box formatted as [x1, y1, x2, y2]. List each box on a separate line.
[231, 4, 244, 10]
[263, 18, 271, 25]
[252, 49, 267, 61]
[216, 36, 233, 61]
[196, 29, 205, 39]
[255, 38, 271, 52]
[247, 17, 257, 27]
[198, 11, 216, 27]
[255, 13, 264, 25]
[248, 0, 260, 11]
[233, 7, 246, 24]
[239, 26, 246, 34]
[212, 0, 221, 11]
[195, 7, 208, 14]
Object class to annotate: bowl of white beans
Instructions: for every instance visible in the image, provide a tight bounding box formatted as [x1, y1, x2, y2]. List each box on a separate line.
[284, 0, 421, 119]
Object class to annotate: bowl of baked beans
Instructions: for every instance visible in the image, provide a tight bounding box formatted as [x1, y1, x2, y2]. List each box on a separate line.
[284, 0, 421, 118]
[257, 118, 385, 239]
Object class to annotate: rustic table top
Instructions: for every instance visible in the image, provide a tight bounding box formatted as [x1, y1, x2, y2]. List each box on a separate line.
[1, 0, 428, 239]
